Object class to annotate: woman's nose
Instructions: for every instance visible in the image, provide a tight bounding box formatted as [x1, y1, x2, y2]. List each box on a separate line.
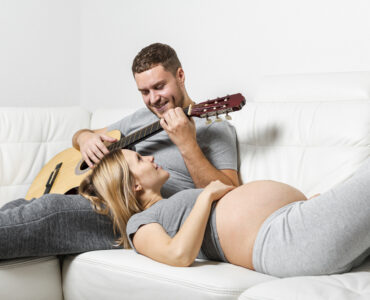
[144, 155, 154, 162]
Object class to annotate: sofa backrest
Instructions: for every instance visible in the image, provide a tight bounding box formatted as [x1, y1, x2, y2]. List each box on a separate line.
[0, 107, 90, 205]
[230, 72, 370, 196]
[0, 72, 368, 205]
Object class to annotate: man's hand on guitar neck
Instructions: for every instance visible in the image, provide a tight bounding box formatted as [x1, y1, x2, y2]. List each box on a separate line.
[73, 128, 117, 168]
[160, 107, 197, 154]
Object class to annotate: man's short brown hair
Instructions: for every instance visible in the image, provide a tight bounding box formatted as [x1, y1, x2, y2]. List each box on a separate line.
[132, 43, 182, 76]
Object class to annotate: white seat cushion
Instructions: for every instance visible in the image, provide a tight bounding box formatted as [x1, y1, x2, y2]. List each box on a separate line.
[62, 250, 275, 300]
[0, 256, 63, 300]
[238, 257, 370, 300]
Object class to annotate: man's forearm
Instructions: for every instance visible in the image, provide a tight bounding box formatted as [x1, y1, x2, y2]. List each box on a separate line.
[181, 144, 238, 187]
[72, 129, 93, 150]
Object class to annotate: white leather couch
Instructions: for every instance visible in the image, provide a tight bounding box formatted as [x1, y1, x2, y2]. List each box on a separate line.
[0, 72, 369, 300]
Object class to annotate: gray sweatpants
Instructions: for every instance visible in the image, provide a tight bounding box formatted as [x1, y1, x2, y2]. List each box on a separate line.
[253, 158, 370, 277]
[0, 194, 119, 259]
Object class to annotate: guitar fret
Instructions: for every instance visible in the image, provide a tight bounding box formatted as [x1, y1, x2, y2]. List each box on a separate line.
[137, 127, 143, 141]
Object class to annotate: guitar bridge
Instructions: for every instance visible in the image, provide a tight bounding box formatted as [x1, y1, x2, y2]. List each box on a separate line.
[43, 162, 63, 195]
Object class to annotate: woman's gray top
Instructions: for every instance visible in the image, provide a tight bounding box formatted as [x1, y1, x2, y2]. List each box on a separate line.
[126, 189, 228, 262]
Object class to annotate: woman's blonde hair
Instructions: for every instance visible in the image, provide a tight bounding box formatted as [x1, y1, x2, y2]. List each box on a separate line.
[79, 149, 143, 248]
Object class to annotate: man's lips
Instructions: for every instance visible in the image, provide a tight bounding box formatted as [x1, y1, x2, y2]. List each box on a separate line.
[153, 102, 168, 113]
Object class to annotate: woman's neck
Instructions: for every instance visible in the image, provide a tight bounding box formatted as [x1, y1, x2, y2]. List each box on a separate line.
[141, 192, 163, 210]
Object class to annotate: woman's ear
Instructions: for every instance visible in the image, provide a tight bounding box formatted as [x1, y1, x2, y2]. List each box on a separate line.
[134, 182, 142, 192]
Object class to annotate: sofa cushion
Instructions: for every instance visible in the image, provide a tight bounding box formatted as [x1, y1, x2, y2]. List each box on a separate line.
[229, 100, 370, 196]
[0, 107, 90, 205]
[62, 250, 275, 300]
[238, 257, 370, 300]
[0, 256, 63, 300]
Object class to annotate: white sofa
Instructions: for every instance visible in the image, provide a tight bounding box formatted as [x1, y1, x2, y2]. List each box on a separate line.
[0, 72, 369, 300]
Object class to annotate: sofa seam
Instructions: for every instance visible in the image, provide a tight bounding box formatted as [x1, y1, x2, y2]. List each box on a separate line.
[0, 256, 57, 269]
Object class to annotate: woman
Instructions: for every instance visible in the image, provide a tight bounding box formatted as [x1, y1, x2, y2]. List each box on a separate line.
[79, 149, 369, 278]
[0, 149, 368, 278]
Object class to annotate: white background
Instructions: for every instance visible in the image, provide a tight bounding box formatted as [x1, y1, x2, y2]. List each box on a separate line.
[1, 0, 370, 110]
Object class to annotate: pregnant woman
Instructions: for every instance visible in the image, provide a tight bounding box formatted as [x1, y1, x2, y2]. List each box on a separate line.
[80, 149, 370, 277]
[0, 148, 368, 278]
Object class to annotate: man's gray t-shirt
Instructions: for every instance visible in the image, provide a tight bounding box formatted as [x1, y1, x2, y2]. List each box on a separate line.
[108, 108, 237, 198]
[126, 189, 227, 262]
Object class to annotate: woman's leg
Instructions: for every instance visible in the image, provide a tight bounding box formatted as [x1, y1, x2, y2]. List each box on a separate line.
[0, 193, 118, 259]
[253, 158, 370, 277]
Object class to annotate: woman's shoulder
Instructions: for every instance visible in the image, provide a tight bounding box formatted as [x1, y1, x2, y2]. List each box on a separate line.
[128, 189, 204, 225]
[168, 188, 204, 202]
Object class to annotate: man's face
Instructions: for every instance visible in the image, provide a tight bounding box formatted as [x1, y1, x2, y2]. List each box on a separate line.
[134, 65, 186, 118]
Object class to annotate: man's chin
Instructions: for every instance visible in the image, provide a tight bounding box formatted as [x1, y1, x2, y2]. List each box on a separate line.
[148, 105, 171, 118]
[148, 109, 163, 119]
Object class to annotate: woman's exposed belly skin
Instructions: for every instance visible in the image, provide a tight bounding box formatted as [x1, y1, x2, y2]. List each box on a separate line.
[216, 180, 307, 270]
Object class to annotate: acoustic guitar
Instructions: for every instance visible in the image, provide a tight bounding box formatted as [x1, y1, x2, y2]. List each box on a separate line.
[25, 93, 246, 200]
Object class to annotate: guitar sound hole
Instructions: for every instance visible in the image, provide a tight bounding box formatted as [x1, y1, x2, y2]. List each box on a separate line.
[80, 161, 89, 171]
[65, 187, 79, 195]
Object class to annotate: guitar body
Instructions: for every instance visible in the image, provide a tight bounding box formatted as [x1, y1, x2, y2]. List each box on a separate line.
[25, 130, 121, 200]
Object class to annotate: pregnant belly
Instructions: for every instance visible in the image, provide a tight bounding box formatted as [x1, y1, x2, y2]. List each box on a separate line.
[216, 180, 307, 270]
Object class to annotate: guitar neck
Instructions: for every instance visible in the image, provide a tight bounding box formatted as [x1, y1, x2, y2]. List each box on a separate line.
[108, 120, 163, 151]
[105, 92, 245, 151]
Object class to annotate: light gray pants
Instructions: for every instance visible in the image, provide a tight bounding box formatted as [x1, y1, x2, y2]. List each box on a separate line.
[0, 194, 119, 259]
[253, 158, 370, 277]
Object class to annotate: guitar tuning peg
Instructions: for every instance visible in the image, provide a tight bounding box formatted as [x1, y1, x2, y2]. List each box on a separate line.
[215, 115, 223, 122]
[225, 113, 232, 120]
[205, 117, 212, 125]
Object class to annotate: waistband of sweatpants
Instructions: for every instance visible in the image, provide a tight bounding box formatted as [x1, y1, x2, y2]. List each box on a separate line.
[201, 202, 228, 262]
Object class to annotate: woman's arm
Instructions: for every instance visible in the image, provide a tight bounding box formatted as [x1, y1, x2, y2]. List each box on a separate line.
[132, 181, 235, 267]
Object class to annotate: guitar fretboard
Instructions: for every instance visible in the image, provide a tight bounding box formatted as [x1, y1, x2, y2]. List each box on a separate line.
[108, 120, 163, 151]
[107, 106, 192, 151]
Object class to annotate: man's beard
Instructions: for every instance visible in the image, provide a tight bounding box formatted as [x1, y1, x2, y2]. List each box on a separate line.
[149, 92, 185, 118]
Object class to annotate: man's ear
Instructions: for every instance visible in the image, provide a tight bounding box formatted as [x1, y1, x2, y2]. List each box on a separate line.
[176, 67, 185, 85]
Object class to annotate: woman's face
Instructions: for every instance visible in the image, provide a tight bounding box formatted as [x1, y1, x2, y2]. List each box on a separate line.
[121, 149, 169, 192]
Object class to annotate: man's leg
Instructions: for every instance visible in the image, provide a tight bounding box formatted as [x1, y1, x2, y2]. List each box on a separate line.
[0, 194, 118, 259]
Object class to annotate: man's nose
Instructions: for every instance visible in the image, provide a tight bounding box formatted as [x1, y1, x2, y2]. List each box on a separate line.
[149, 90, 160, 105]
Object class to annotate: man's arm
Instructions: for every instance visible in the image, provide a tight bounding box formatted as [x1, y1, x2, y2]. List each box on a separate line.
[72, 127, 117, 168]
[160, 107, 239, 187]
[180, 145, 239, 187]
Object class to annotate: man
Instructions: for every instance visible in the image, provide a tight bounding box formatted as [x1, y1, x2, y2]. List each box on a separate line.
[73, 43, 239, 198]
[0, 43, 239, 259]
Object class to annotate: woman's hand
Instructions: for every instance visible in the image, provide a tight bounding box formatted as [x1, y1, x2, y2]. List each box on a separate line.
[202, 180, 236, 202]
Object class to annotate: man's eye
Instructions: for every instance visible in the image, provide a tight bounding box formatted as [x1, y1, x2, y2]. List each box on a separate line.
[155, 85, 164, 90]
[141, 91, 149, 95]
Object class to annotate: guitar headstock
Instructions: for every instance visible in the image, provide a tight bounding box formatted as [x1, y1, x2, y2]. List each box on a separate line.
[187, 93, 245, 122]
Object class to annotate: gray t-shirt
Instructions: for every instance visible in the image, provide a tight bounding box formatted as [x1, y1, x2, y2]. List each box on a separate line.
[126, 189, 227, 262]
[108, 108, 237, 198]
